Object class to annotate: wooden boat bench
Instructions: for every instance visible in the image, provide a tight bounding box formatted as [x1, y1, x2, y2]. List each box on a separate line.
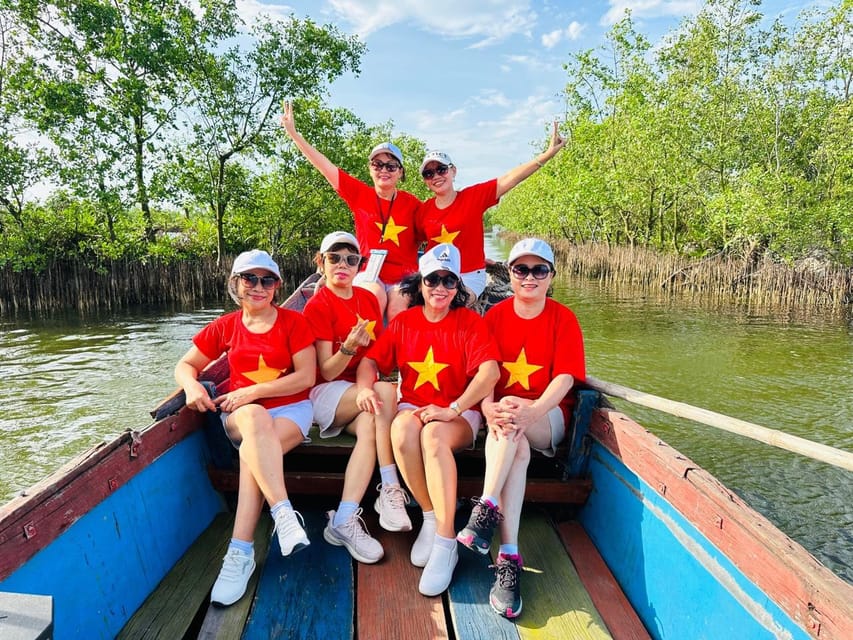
[116, 504, 648, 640]
[205, 389, 600, 507]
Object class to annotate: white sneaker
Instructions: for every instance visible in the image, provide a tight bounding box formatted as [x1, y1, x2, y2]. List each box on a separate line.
[418, 542, 458, 596]
[374, 483, 412, 532]
[323, 508, 384, 564]
[273, 507, 310, 556]
[210, 547, 255, 606]
[410, 516, 436, 567]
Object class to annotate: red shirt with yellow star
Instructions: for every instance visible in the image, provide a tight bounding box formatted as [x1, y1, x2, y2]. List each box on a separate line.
[337, 169, 422, 283]
[367, 306, 499, 407]
[419, 179, 498, 273]
[303, 285, 383, 383]
[192, 307, 315, 409]
[485, 297, 586, 420]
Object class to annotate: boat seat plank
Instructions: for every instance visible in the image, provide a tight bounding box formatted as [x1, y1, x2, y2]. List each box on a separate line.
[117, 512, 233, 640]
[241, 510, 353, 640]
[556, 522, 650, 640]
[196, 517, 273, 639]
[356, 512, 450, 640]
[514, 510, 612, 640]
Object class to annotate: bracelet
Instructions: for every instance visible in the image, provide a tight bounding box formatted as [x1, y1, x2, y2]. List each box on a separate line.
[339, 345, 357, 356]
[535, 159, 545, 168]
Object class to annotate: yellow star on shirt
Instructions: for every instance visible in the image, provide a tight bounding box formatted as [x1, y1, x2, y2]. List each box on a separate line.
[376, 216, 408, 246]
[243, 354, 284, 384]
[356, 314, 377, 341]
[503, 348, 543, 390]
[431, 224, 460, 245]
[408, 346, 449, 391]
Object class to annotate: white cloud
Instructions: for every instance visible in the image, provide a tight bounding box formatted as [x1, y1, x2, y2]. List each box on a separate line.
[541, 20, 585, 48]
[601, 0, 700, 26]
[322, 0, 537, 46]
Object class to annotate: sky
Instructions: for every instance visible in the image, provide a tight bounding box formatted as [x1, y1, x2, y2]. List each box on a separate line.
[236, 0, 815, 186]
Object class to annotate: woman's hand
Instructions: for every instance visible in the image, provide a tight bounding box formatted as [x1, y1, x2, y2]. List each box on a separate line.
[342, 318, 371, 353]
[413, 404, 457, 424]
[280, 99, 296, 137]
[214, 387, 258, 413]
[546, 120, 567, 156]
[184, 380, 217, 412]
[356, 387, 383, 415]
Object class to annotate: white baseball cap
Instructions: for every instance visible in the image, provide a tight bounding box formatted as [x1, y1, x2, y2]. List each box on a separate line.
[507, 238, 555, 266]
[419, 243, 461, 277]
[231, 249, 281, 278]
[419, 150, 453, 174]
[320, 231, 360, 253]
[369, 142, 404, 165]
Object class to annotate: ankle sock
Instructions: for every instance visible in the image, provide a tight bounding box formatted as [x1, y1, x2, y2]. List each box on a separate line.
[333, 501, 359, 527]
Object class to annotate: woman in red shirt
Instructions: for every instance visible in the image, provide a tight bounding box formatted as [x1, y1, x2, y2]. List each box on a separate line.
[303, 231, 411, 565]
[281, 101, 422, 321]
[175, 250, 316, 607]
[456, 238, 586, 619]
[356, 244, 499, 597]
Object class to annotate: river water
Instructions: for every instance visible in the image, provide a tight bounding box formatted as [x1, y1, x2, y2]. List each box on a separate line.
[1, 238, 851, 585]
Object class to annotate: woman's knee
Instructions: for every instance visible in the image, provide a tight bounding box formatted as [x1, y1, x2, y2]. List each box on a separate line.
[231, 405, 274, 439]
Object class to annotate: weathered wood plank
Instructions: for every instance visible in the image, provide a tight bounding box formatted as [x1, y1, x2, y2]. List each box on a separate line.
[196, 516, 273, 639]
[514, 510, 612, 640]
[556, 522, 650, 640]
[448, 545, 520, 640]
[117, 512, 232, 640]
[242, 509, 353, 640]
[357, 512, 450, 640]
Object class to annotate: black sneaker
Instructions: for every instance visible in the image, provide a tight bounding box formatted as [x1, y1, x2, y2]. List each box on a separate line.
[456, 497, 503, 554]
[489, 553, 523, 618]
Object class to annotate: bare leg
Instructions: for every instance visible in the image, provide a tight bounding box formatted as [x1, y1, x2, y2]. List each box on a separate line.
[227, 405, 288, 505]
[495, 438, 530, 547]
[385, 286, 409, 323]
[391, 411, 431, 511]
[231, 458, 264, 542]
[356, 280, 388, 317]
[421, 418, 474, 538]
[373, 381, 398, 467]
[341, 412, 377, 503]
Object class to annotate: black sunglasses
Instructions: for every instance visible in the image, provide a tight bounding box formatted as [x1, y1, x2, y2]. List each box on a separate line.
[422, 272, 459, 289]
[325, 252, 362, 267]
[421, 164, 450, 180]
[370, 160, 401, 172]
[510, 264, 553, 280]
[238, 273, 280, 289]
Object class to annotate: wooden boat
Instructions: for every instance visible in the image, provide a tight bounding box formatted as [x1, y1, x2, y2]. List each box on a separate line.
[1, 272, 851, 640]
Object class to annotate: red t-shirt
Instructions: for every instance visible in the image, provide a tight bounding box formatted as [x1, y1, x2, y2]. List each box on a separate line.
[303, 285, 383, 383]
[337, 169, 422, 283]
[419, 179, 498, 273]
[485, 297, 586, 419]
[192, 307, 315, 409]
[367, 306, 499, 407]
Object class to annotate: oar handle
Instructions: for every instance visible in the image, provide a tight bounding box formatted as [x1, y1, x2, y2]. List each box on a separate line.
[585, 375, 853, 472]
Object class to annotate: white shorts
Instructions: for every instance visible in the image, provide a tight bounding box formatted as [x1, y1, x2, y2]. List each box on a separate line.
[220, 399, 314, 448]
[309, 380, 353, 438]
[462, 269, 487, 298]
[398, 401, 482, 449]
[531, 406, 566, 458]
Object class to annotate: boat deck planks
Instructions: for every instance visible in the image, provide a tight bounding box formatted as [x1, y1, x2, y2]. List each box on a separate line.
[242, 510, 354, 640]
[357, 513, 449, 640]
[557, 521, 651, 640]
[117, 512, 232, 640]
[197, 517, 273, 639]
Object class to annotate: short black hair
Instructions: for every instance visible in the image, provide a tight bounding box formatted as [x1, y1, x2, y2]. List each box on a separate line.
[399, 272, 470, 309]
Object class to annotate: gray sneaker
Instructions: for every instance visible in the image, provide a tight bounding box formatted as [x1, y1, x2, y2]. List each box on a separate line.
[272, 506, 310, 556]
[323, 508, 384, 564]
[374, 483, 412, 532]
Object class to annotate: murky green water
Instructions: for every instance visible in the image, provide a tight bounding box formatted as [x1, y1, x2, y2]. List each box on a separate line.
[1, 241, 851, 584]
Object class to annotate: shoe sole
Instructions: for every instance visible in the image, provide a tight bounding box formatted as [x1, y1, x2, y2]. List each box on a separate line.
[455, 533, 490, 555]
[323, 527, 383, 564]
[490, 595, 522, 619]
[279, 538, 310, 556]
[374, 499, 413, 532]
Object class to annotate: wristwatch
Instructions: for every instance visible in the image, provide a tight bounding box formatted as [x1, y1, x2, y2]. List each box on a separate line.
[449, 401, 462, 415]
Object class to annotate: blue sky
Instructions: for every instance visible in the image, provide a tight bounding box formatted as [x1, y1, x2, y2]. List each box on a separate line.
[238, 0, 814, 186]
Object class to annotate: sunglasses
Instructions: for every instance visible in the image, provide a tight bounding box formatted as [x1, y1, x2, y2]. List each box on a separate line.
[238, 273, 280, 289]
[370, 160, 401, 172]
[325, 252, 362, 267]
[510, 264, 553, 280]
[422, 272, 459, 289]
[421, 164, 450, 180]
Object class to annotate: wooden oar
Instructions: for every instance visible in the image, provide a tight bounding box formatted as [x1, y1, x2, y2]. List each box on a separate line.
[586, 375, 853, 472]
